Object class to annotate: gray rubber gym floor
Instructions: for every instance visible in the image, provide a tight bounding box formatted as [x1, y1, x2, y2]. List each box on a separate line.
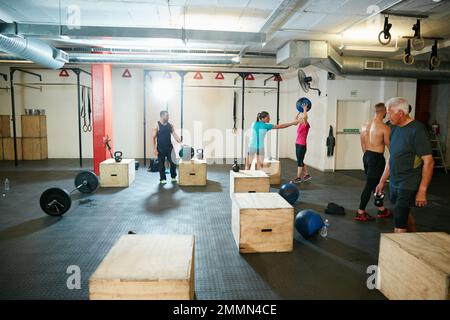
[0, 159, 449, 300]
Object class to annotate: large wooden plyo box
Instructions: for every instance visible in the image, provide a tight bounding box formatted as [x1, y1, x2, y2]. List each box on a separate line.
[21, 115, 47, 137]
[378, 232, 450, 300]
[229, 170, 270, 194]
[231, 193, 294, 253]
[251, 159, 281, 185]
[89, 234, 195, 300]
[22, 137, 48, 160]
[100, 158, 135, 187]
[179, 159, 207, 186]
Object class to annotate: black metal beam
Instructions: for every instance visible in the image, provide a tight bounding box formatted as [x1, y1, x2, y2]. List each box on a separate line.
[73, 69, 83, 168]
[240, 73, 245, 165]
[9, 68, 42, 167]
[177, 71, 186, 142]
[276, 80, 280, 159]
[143, 71, 150, 167]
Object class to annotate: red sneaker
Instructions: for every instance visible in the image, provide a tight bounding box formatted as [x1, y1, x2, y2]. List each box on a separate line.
[354, 211, 375, 222]
[377, 209, 392, 219]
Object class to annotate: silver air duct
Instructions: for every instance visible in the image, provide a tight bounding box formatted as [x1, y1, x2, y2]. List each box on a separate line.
[277, 40, 450, 80]
[0, 34, 68, 69]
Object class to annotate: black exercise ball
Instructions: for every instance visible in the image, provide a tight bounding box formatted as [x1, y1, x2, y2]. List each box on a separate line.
[278, 183, 299, 205]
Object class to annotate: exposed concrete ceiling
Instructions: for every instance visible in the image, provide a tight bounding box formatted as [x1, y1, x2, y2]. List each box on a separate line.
[0, 0, 449, 64]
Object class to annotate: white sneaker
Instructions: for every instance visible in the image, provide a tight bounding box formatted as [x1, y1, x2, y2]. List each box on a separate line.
[160, 179, 167, 184]
[171, 178, 177, 183]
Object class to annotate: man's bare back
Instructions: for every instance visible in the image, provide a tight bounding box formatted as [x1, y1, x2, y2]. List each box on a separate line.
[361, 118, 390, 154]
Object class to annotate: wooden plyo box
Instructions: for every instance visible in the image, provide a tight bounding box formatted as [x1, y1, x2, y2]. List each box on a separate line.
[0, 115, 11, 137]
[231, 193, 294, 253]
[378, 232, 450, 300]
[89, 234, 195, 300]
[229, 170, 270, 195]
[2, 137, 22, 160]
[22, 137, 48, 160]
[100, 158, 135, 187]
[251, 159, 281, 185]
[21, 115, 47, 137]
[179, 159, 207, 186]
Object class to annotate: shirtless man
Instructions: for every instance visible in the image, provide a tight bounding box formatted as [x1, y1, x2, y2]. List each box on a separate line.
[355, 103, 392, 222]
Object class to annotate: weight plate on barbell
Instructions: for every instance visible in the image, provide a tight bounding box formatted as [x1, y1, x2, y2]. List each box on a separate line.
[74, 171, 99, 194]
[40, 188, 72, 216]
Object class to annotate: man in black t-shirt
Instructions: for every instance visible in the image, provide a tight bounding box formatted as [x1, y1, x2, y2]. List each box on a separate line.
[375, 98, 434, 233]
[152, 111, 182, 184]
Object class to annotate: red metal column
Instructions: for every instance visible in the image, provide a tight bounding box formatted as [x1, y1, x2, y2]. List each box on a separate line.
[91, 64, 113, 175]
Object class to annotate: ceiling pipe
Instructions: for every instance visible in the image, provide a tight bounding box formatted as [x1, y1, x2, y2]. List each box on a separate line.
[0, 34, 68, 69]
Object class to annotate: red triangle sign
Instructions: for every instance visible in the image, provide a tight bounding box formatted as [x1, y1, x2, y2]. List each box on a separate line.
[59, 69, 69, 77]
[122, 68, 132, 78]
[193, 72, 203, 80]
[245, 73, 255, 80]
[274, 74, 283, 82]
[215, 72, 224, 80]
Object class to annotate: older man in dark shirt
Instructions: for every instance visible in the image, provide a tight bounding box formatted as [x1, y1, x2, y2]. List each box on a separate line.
[376, 97, 434, 233]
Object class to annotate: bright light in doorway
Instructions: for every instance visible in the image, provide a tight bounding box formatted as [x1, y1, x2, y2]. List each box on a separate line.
[153, 78, 173, 102]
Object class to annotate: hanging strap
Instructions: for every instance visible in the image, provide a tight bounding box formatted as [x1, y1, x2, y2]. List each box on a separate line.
[232, 91, 237, 133]
[87, 88, 92, 132]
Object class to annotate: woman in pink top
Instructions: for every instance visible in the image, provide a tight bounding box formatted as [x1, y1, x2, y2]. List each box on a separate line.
[292, 109, 311, 183]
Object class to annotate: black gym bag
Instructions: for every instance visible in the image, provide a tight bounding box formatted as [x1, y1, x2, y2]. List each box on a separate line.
[324, 202, 346, 215]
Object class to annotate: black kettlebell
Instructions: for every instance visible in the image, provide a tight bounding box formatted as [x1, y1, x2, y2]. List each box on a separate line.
[374, 193, 385, 207]
[232, 160, 240, 172]
[114, 151, 123, 163]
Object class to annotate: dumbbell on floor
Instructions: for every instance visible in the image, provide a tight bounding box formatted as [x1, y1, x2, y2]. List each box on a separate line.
[39, 171, 99, 216]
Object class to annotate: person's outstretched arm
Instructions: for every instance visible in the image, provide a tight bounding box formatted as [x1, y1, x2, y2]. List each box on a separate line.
[273, 119, 299, 129]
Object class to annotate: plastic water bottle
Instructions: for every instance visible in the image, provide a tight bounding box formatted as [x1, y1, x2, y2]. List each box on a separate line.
[4, 178, 10, 193]
[320, 219, 329, 238]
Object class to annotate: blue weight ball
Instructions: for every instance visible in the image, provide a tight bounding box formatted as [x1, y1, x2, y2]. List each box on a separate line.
[278, 183, 299, 205]
[295, 209, 324, 238]
[296, 97, 312, 113]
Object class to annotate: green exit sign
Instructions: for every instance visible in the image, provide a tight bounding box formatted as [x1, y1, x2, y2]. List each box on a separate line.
[343, 128, 360, 133]
[350, 90, 358, 97]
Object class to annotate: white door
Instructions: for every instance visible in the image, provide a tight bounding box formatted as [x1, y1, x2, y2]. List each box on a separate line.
[335, 100, 371, 170]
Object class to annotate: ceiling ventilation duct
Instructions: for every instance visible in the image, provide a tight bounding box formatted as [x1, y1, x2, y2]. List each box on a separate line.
[277, 40, 450, 80]
[0, 34, 68, 69]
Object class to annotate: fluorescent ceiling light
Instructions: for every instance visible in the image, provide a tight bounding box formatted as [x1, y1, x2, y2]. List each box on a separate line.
[341, 45, 399, 52]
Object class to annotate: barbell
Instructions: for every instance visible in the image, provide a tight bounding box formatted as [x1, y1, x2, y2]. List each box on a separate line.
[39, 171, 99, 216]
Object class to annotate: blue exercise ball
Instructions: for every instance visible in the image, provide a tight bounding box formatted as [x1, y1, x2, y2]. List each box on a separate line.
[295, 209, 324, 238]
[296, 97, 312, 113]
[279, 183, 299, 205]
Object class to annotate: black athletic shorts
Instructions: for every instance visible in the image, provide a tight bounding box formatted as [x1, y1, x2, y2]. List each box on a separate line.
[296, 144, 307, 167]
[389, 186, 417, 229]
[363, 150, 385, 179]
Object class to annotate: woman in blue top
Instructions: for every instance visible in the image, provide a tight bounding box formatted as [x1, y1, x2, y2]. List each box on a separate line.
[246, 111, 299, 170]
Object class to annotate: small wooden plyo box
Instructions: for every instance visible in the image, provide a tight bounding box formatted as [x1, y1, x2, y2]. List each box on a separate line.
[89, 234, 195, 300]
[378, 232, 450, 300]
[229, 170, 270, 195]
[251, 159, 281, 185]
[100, 158, 135, 187]
[179, 159, 207, 186]
[231, 193, 294, 253]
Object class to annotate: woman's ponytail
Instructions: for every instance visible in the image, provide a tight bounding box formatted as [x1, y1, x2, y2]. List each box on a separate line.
[256, 111, 269, 122]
